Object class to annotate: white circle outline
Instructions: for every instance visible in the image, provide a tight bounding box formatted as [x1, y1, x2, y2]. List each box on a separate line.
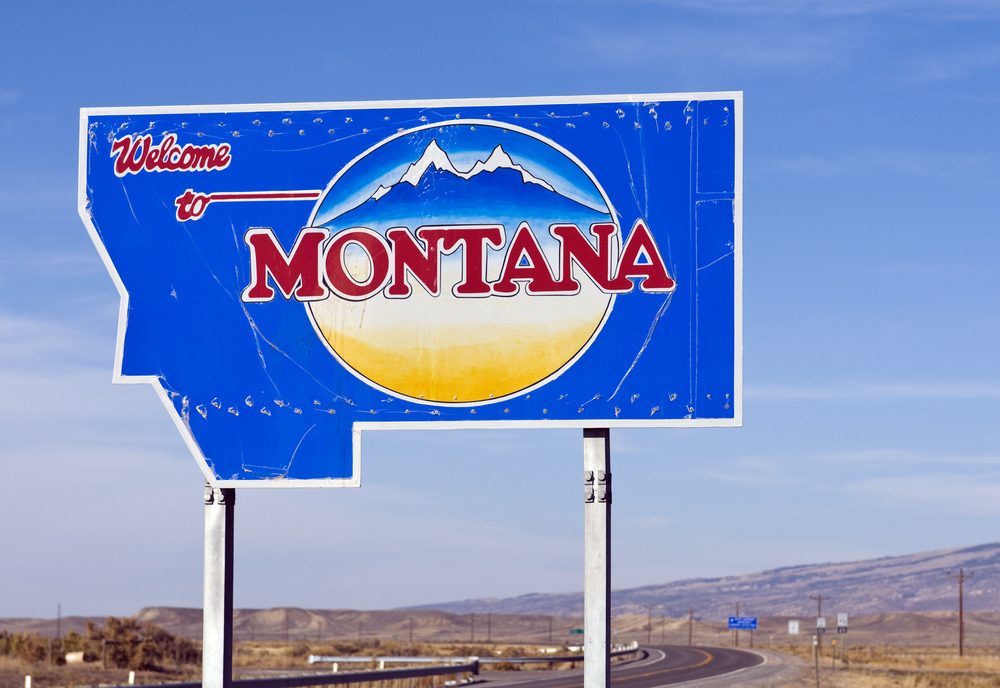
[304, 119, 620, 407]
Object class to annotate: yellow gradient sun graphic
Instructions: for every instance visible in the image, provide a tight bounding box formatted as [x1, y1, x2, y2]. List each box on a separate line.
[311, 284, 610, 403]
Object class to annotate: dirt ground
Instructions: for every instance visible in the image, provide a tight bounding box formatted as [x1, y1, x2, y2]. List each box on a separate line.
[7, 640, 1000, 687]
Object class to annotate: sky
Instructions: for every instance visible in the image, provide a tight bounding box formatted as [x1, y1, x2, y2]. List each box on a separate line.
[2, 0, 1000, 619]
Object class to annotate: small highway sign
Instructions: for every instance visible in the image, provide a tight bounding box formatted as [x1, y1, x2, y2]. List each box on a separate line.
[728, 616, 757, 630]
[816, 616, 827, 632]
[569, 628, 584, 635]
[837, 613, 848, 633]
[788, 620, 800, 635]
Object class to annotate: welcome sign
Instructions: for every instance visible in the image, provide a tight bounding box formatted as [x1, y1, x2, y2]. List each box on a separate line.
[79, 93, 742, 486]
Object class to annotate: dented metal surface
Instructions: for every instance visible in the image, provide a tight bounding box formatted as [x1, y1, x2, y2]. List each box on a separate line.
[78, 93, 742, 486]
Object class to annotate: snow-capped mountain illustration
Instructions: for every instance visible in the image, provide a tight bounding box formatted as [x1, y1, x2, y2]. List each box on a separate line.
[370, 140, 556, 202]
[322, 139, 608, 233]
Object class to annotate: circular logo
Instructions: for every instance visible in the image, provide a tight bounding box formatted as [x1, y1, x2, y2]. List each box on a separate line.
[307, 121, 617, 404]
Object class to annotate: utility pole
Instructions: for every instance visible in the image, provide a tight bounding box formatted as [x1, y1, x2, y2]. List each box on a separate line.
[284, 609, 289, 642]
[660, 614, 665, 643]
[813, 635, 820, 688]
[470, 613, 475, 642]
[687, 609, 694, 647]
[949, 569, 973, 657]
[409, 617, 413, 643]
[55, 602, 61, 665]
[733, 603, 740, 648]
[487, 612, 492, 643]
[646, 606, 654, 645]
[809, 594, 829, 655]
[548, 616, 553, 643]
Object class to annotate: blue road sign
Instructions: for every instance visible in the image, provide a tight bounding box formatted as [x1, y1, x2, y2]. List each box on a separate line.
[728, 616, 757, 630]
[79, 93, 742, 486]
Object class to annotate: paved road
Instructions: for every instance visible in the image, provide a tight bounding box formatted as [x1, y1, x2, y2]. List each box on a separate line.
[483, 645, 765, 687]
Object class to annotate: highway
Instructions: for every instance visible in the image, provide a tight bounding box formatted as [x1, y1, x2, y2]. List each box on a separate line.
[483, 645, 766, 687]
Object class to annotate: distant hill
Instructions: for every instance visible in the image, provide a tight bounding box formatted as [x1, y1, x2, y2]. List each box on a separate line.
[0, 607, 574, 643]
[5, 543, 1000, 644]
[408, 543, 1000, 618]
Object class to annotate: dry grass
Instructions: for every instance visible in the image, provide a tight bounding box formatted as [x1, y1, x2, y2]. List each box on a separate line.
[0, 657, 28, 672]
[0, 638, 577, 686]
[0, 664, 199, 688]
[773, 644, 1000, 687]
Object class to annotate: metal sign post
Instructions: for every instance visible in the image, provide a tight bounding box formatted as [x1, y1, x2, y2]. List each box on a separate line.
[203, 485, 235, 688]
[583, 429, 611, 688]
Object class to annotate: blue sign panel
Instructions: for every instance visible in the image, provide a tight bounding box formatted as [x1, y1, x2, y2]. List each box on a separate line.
[728, 617, 758, 630]
[78, 94, 742, 486]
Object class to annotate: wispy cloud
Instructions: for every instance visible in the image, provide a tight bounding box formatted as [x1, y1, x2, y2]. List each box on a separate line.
[0, 88, 20, 105]
[757, 150, 993, 178]
[0, 311, 113, 370]
[905, 45, 1000, 83]
[631, 0, 1000, 20]
[814, 448, 1000, 468]
[749, 381, 1000, 401]
[849, 473, 1000, 515]
[632, 515, 673, 529]
[691, 455, 804, 486]
[560, 20, 853, 71]
[3, 249, 106, 276]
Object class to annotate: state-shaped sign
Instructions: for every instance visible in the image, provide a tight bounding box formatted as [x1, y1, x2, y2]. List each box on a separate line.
[79, 94, 742, 486]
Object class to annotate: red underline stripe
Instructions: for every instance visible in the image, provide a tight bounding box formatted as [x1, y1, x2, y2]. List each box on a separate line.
[210, 191, 322, 201]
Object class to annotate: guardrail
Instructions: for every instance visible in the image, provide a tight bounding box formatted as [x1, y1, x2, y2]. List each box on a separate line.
[308, 641, 642, 668]
[307, 656, 473, 667]
[89, 641, 641, 688]
[93, 661, 480, 688]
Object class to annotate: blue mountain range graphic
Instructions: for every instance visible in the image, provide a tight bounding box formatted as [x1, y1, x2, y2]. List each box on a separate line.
[323, 140, 610, 232]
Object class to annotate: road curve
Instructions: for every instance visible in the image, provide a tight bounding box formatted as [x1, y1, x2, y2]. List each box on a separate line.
[482, 645, 765, 688]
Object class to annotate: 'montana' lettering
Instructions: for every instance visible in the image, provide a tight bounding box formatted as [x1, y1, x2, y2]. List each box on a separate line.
[242, 221, 675, 303]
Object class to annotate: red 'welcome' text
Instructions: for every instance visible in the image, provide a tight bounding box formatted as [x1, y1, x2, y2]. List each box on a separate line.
[110, 134, 232, 177]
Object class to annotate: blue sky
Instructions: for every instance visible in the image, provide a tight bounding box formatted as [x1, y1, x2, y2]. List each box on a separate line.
[2, 0, 1000, 617]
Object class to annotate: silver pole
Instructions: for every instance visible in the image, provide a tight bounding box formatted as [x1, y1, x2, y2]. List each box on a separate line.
[203, 484, 235, 688]
[583, 428, 611, 688]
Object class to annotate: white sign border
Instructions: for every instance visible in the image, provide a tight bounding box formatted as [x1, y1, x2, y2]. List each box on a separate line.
[78, 91, 743, 489]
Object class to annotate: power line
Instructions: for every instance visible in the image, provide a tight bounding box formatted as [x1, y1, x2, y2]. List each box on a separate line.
[809, 594, 830, 619]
